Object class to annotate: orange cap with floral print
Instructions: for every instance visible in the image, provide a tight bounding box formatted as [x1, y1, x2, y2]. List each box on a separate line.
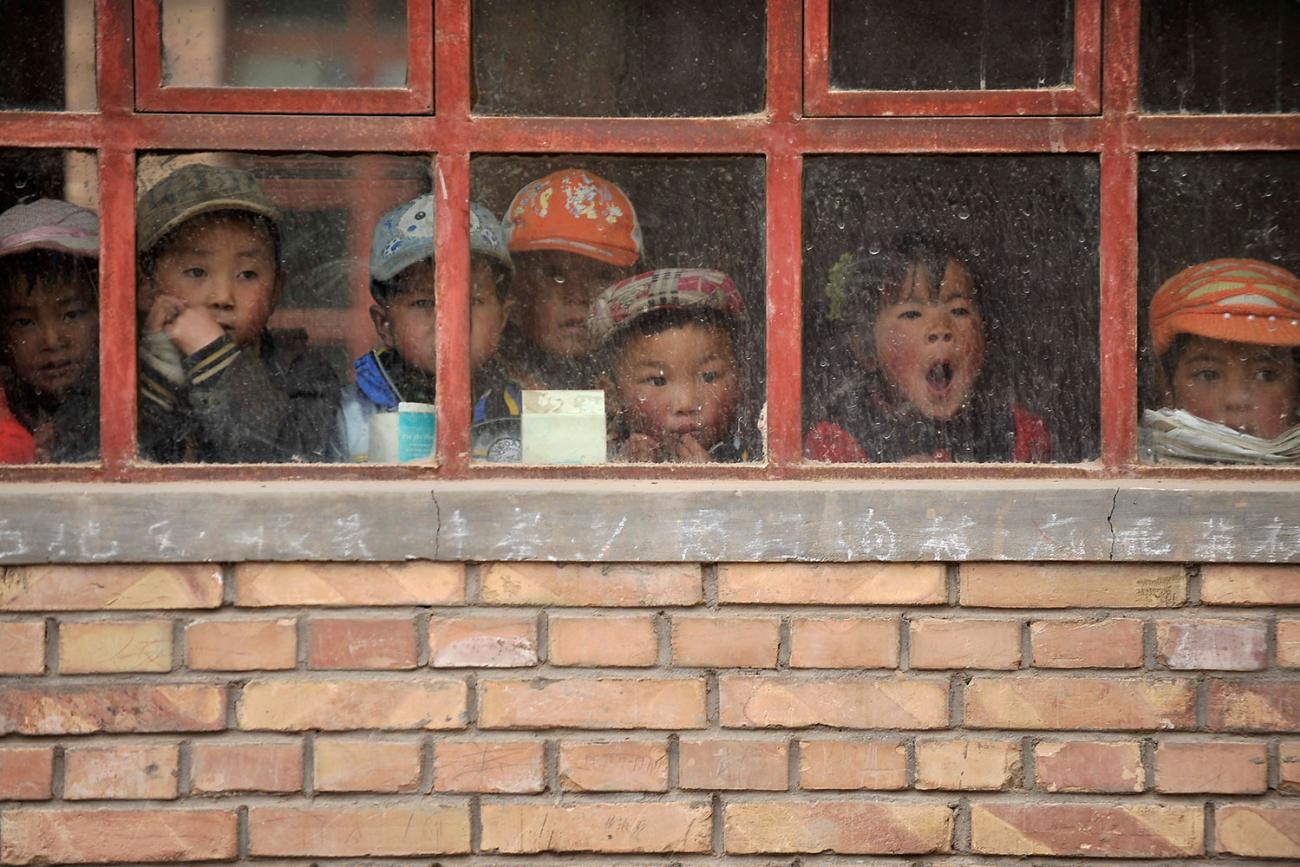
[502, 169, 643, 267]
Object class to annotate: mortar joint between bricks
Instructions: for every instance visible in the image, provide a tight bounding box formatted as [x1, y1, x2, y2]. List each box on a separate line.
[237, 804, 249, 860]
[295, 614, 309, 669]
[537, 611, 550, 665]
[466, 673, 479, 726]
[1141, 737, 1157, 791]
[416, 609, 431, 667]
[945, 562, 961, 606]
[51, 744, 66, 799]
[464, 562, 482, 605]
[702, 563, 719, 609]
[1195, 673, 1208, 731]
[705, 672, 720, 727]
[710, 792, 724, 855]
[955, 795, 972, 852]
[1204, 800, 1216, 855]
[470, 794, 482, 854]
[177, 740, 192, 797]
[949, 673, 966, 728]
[1018, 736, 1034, 792]
[787, 736, 799, 792]
[1186, 563, 1202, 606]
[43, 615, 58, 676]
[544, 738, 560, 793]
[303, 732, 316, 797]
[221, 563, 237, 606]
[1268, 736, 1281, 792]
[420, 734, 435, 794]
[776, 617, 792, 669]
[667, 733, 681, 790]
[656, 610, 670, 667]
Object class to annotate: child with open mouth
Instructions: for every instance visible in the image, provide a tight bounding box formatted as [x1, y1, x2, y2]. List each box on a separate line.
[806, 234, 1051, 463]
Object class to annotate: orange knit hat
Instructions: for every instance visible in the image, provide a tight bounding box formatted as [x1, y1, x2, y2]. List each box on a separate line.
[502, 169, 642, 267]
[1150, 258, 1300, 355]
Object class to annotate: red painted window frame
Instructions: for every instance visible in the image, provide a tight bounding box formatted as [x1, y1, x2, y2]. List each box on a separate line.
[804, 0, 1103, 117]
[0, 0, 1295, 484]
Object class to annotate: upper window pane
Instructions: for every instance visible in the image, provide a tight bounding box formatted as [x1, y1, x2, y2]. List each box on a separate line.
[0, 0, 95, 111]
[1141, 0, 1299, 114]
[472, 0, 765, 116]
[802, 156, 1100, 464]
[161, 0, 408, 88]
[829, 0, 1074, 91]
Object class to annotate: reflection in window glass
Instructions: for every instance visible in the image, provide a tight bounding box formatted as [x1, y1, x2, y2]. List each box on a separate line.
[1139, 154, 1300, 464]
[1141, 0, 1299, 114]
[135, 152, 430, 464]
[473, 0, 765, 116]
[829, 0, 1074, 91]
[0, 0, 96, 110]
[161, 0, 407, 88]
[471, 156, 766, 463]
[803, 156, 1099, 464]
[0, 149, 99, 465]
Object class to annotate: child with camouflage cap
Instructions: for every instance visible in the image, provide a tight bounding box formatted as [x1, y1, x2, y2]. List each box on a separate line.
[136, 162, 339, 463]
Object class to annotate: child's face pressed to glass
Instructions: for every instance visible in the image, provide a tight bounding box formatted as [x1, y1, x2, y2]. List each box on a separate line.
[513, 251, 628, 359]
[0, 274, 97, 398]
[613, 321, 739, 454]
[148, 213, 279, 349]
[1170, 335, 1299, 439]
[871, 258, 984, 420]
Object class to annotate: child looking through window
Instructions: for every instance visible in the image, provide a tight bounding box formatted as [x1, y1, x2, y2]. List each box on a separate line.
[0, 199, 100, 463]
[806, 235, 1051, 463]
[591, 268, 747, 463]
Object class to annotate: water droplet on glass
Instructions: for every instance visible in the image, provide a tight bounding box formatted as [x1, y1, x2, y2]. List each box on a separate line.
[867, 242, 881, 255]
[14, 179, 26, 190]
[957, 209, 970, 221]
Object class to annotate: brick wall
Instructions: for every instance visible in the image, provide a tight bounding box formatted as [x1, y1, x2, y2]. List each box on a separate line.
[1, 560, 1298, 862]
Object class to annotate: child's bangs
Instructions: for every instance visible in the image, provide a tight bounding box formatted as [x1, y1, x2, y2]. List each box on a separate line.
[0, 249, 99, 302]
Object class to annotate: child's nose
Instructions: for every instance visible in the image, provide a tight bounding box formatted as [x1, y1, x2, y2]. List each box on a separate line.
[926, 316, 953, 343]
[671, 384, 701, 413]
[206, 277, 236, 310]
[38, 319, 68, 349]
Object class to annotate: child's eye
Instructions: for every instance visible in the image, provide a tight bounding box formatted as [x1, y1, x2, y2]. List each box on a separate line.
[64, 307, 91, 321]
[700, 370, 719, 384]
[898, 309, 923, 320]
[642, 375, 667, 387]
[182, 267, 205, 279]
[238, 270, 259, 281]
[1191, 367, 1220, 382]
[1254, 367, 1282, 383]
[950, 305, 971, 317]
[412, 299, 436, 311]
[8, 316, 34, 329]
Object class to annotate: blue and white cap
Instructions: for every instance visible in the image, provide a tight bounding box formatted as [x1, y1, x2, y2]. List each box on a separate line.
[370, 195, 512, 283]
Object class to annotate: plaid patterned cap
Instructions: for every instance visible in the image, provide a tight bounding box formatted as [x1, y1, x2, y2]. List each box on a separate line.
[137, 163, 280, 254]
[0, 198, 98, 259]
[589, 268, 744, 346]
[370, 195, 512, 283]
[1150, 258, 1300, 354]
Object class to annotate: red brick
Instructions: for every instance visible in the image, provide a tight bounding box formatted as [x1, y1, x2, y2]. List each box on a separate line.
[789, 617, 898, 668]
[59, 620, 173, 673]
[1282, 741, 1300, 793]
[314, 738, 421, 792]
[916, 739, 1020, 790]
[971, 802, 1202, 857]
[238, 678, 466, 730]
[679, 738, 788, 790]
[64, 744, 179, 800]
[433, 740, 544, 793]
[1155, 741, 1266, 794]
[307, 617, 418, 670]
[725, 801, 952, 854]
[185, 618, 296, 671]
[549, 614, 656, 666]
[798, 739, 907, 790]
[1215, 805, 1300, 859]
[671, 616, 779, 668]
[960, 563, 1186, 608]
[909, 618, 1020, 670]
[719, 563, 945, 605]
[248, 805, 470, 857]
[965, 676, 1195, 730]
[1201, 564, 1300, 605]
[480, 802, 711, 853]
[0, 808, 237, 864]
[1156, 618, 1267, 670]
[0, 747, 53, 799]
[428, 614, 538, 667]
[1208, 681, 1300, 732]
[234, 561, 463, 606]
[481, 562, 700, 606]
[559, 740, 668, 792]
[0, 684, 225, 735]
[1030, 619, 1143, 668]
[1276, 619, 1300, 667]
[479, 678, 705, 729]
[189, 741, 302, 794]
[1033, 740, 1143, 793]
[721, 676, 948, 729]
[0, 621, 44, 674]
[0, 564, 222, 611]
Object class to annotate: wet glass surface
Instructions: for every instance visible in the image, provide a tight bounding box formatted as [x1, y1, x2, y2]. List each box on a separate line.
[0, 149, 100, 464]
[1138, 154, 1300, 464]
[161, 0, 408, 89]
[829, 0, 1074, 91]
[470, 155, 767, 463]
[135, 152, 431, 464]
[0, 0, 96, 111]
[1141, 0, 1299, 114]
[802, 156, 1099, 464]
[472, 0, 765, 116]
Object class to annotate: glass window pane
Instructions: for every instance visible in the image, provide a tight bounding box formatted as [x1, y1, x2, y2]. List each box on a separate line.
[1141, 0, 1299, 114]
[468, 155, 766, 464]
[472, 0, 765, 116]
[802, 156, 1099, 464]
[0, 148, 99, 465]
[136, 152, 431, 464]
[1139, 154, 1300, 464]
[0, 0, 96, 111]
[161, 0, 408, 89]
[829, 0, 1074, 91]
